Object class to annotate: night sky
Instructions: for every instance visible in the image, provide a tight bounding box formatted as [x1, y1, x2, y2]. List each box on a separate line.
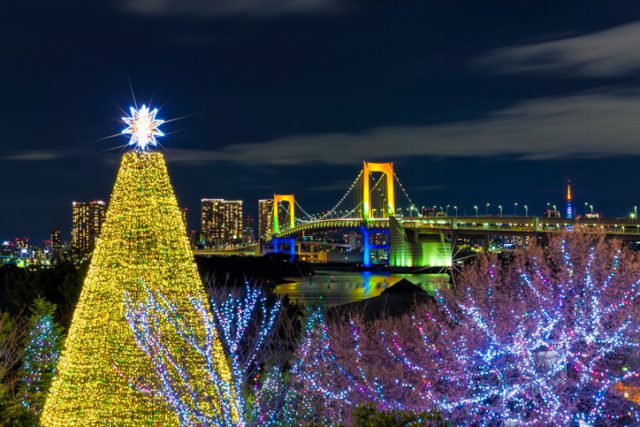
[3, 1, 640, 242]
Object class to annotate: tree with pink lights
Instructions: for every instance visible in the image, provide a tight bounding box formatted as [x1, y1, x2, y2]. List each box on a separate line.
[295, 234, 640, 425]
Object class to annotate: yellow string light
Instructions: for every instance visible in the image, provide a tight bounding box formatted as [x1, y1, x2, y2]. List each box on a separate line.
[41, 152, 231, 426]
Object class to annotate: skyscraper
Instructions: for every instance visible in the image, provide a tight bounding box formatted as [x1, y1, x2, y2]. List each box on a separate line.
[50, 229, 62, 252]
[242, 214, 255, 244]
[14, 237, 29, 250]
[71, 200, 106, 252]
[200, 199, 243, 247]
[566, 179, 573, 220]
[180, 207, 189, 235]
[258, 198, 274, 241]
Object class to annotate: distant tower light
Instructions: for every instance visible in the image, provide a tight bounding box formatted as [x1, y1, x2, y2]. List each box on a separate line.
[566, 179, 573, 220]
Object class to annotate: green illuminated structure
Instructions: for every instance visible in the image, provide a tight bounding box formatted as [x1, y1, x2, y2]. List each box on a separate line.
[389, 217, 452, 268]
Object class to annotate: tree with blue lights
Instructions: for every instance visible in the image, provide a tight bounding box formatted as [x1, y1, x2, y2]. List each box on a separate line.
[18, 298, 62, 419]
[124, 283, 298, 426]
[294, 234, 640, 426]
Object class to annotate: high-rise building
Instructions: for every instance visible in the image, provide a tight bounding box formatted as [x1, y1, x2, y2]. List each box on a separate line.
[258, 198, 274, 241]
[71, 200, 106, 252]
[0, 241, 12, 258]
[50, 229, 62, 252]
[566, 179, 573, 220]
[242, 214, 255, 244]
[15, 237, 29, 250]
[200, 199, 243, 247]
[180, 207, 189, 235]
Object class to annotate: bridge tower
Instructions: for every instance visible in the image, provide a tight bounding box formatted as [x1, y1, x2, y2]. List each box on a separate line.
[272, 194, 296, 261]
[362, 161, 395, 221]
[272, 194, 295, 234]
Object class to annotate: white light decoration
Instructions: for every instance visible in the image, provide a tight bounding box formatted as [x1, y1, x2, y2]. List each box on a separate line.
[293, 235, 640, 426]
[121, 104, 164, 150]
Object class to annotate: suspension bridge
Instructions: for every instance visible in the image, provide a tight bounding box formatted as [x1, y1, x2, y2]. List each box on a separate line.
[256, 161, 640, 269]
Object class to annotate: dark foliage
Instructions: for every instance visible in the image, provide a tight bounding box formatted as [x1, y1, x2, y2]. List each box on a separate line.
[0, 260, 87, 328]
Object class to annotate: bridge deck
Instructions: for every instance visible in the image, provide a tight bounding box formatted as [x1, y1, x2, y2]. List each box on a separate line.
[274, 216, 640, 238]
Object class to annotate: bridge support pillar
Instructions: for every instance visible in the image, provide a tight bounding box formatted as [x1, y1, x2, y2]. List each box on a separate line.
[388, 217, 451, 268]
[271, 237, 296, 262]
[361, 226, 390, 268]
[288, 238, 296, 262]
[481, 235, 490, 252]
[361, 226, 371, 267]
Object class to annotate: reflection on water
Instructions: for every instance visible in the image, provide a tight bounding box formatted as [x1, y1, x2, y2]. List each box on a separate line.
[274, 270, 449, 307]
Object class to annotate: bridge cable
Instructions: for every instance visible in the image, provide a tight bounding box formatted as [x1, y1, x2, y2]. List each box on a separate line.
[394, 171, 417, 213]
[294, 170, 364, 221]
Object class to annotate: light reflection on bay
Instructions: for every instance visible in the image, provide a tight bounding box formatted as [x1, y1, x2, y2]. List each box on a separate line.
[274, 270, 449, 307]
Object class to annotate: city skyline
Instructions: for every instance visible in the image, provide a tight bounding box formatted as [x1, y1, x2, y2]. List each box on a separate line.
[0, 174, 627, 244]
[4, 1, 640, 241]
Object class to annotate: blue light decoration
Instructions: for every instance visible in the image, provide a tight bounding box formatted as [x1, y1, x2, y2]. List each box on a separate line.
[293, 235, 640, 426]
[123, 283, 291, 426]
[19, 299, 62, 417]
[121, 104, 164, 151]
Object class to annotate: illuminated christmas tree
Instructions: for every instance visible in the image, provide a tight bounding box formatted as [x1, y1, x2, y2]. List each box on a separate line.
[41, 105, 231, 425]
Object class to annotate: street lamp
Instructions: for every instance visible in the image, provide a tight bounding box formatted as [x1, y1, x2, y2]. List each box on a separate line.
[635, 206, 638, 220]
[446, 205, 450, 216]
[486, 203, 490, 216]
[552, 205, 557, 212]
[454, 206, 458, 217]
[514, 202, 518, 216]
[524, 205, 528, 217]
[589, 205, 594, 215]
[584, 202, 588, 216]
[498, 205, 503, 216]
[473, 205, 478, 217]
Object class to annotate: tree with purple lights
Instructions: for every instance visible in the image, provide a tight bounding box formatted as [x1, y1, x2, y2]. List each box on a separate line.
[295, 234, 640, 425]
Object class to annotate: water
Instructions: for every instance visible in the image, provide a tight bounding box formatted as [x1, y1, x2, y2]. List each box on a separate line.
[274, 270, 449, 306]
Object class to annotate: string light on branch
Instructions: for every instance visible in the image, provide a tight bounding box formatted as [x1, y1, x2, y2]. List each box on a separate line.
[293, 235, 640, 426]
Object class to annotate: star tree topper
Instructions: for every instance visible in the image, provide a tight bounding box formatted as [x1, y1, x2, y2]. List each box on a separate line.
[121, 104, 165, 151]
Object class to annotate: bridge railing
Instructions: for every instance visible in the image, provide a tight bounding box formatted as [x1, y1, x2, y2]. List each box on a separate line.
[272, 214, 640, 239]
[396, 216, 640, 235]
